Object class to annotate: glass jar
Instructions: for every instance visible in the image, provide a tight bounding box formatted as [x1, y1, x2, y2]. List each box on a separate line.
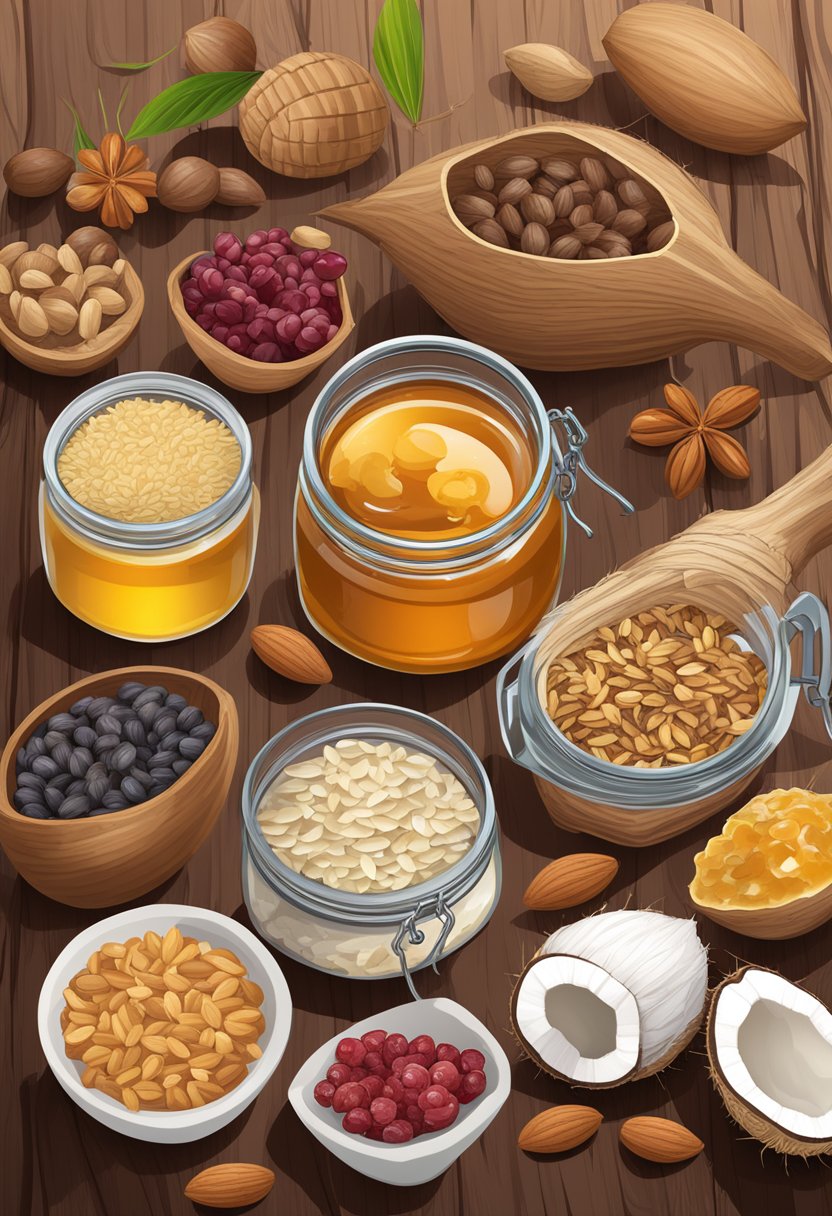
[40, 372, 259, 642]
[498, 589, 832, 847]
[241, 703, 501, 999]
[295, 336, 631, 673]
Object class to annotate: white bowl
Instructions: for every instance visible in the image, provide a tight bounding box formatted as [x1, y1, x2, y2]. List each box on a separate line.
[38, 903, 293, 1143]
[288, 997, 511, 1186]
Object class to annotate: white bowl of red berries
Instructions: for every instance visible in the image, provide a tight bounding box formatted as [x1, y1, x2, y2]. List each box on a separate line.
[288, 997, 511, 1186]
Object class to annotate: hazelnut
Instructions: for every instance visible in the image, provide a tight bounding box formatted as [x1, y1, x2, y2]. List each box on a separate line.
[157, 157, 220, 213]
[3, 148, 74, 197]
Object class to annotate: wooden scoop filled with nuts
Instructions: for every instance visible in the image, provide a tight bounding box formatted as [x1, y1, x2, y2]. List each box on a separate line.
[0, 226, 144, 376]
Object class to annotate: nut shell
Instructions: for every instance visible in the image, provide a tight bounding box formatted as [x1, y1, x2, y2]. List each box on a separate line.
[183, 16, 257, 74]
[3, 147, 74, 197]
[250, 625, 333, 685]
[214, 167, 266, 207]
[157, 157, 220, 213]
[238, 51, 388, 178]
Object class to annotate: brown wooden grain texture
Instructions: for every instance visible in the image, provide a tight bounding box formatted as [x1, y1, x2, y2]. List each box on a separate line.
[0, 2, 831, 1215]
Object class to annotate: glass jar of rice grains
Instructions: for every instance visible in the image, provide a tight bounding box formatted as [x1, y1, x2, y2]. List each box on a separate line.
[40, 372, 259, 641]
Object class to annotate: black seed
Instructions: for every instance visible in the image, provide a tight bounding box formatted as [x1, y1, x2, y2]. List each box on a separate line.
[121, 776, 147, 804]
[14, 788, 45, 809]
[18, 772, 45, 791]
[107, 705, 134, 723]
[69, 747, 94, 778]
[86, 696, 116, 719]
[44, 786, 65, 813]
[87, 775, 110, 803]
[33, 722, 49, 739]
[96, 713, 122, 737]
[135, 745, 153, 764]
[154, 713, 177, 740]
[48, 773, 72, 792]
[191, 721, 216, 742]
[23, 803, 51, 819]
[179, 736, 205, 761]
[117, 682, 145, 702]
[52, 742, 73, 771]
[86, 760, 107, 781]
[123, 719, 146, 747]
[146, 731, 159, 749]
[26, 736, 47, 758]
[73, 725, 97, 749]
[16, 747, 27, 773]
[137, 702, 161, 730]
[102, 790, 128, 810]
[161, 731, 186, 751]
[148, 783, 168, 798]
[133, 686, 166, 710]
[44, 730, 68, 751]
[109, 742, 137, 773]
[59, 794, 91, 819]
[89, 806, 120, 817]
[148, 750, 177, 769]
[148, 766, 176, 788]
[165, 693, 187, 713]
[108, 770, 122, 790]
[31, 755, 59, 779]
[177, 706, 203, 732]
[69, 696, 93, 715]
[128, 766, 154, 789]
[172, 759, 192, 777]
[47, 713, 77, 734]
[66, 778, 86, 796]
[93, 733, 120, 755]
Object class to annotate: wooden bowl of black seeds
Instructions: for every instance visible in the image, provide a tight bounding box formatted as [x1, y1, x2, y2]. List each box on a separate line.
[0, 667, 238, 907]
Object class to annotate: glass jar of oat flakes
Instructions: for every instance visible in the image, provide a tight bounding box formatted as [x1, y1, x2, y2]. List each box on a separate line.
[40, 372, 259, 641]
[241, 703, 501, 999]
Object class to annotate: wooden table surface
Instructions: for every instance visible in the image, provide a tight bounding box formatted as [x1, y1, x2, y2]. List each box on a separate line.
[2, 2, 832, 1214]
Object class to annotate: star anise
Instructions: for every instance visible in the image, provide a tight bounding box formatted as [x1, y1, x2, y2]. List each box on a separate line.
[66, 132, 157, 230]
[628, 383, 761, 499]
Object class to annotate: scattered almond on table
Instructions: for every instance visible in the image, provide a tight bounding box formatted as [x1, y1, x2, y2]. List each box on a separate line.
[619, 1115, 704, 1164]
[518, 1105, 603, 1153]
[184, 1162, 275, 1209]
[250, 624, 333, 685]
[523, 854, 619, 910]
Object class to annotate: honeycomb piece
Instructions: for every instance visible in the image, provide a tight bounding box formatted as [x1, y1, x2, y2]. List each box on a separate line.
[691, 788, 832, 908]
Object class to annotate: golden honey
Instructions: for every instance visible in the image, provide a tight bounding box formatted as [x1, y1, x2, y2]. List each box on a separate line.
[691, 788, 832, 908]
[41, 373, 259, 642]
[295, 342, 565, 673]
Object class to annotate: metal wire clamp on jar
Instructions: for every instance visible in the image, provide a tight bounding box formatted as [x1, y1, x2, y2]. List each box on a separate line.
[294, 335, 633, 674]
[241, 703, 501, 999]
[39, 371, 259, 642]
[498, 590, 832, 848]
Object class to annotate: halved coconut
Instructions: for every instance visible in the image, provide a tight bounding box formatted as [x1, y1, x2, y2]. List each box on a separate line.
[511, 954, 640, 1086]
[511, 909, 708, 1088]
[707, 966, 832, 1156]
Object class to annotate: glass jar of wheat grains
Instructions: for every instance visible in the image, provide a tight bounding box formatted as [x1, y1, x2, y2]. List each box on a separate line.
[40, 371, 259, 641]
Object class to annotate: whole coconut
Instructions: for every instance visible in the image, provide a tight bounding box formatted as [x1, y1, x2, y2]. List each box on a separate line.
[238, 51, 388, 179]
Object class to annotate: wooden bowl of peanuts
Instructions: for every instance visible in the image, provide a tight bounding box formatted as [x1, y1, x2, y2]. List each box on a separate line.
[0, 233, 144, 376]
[0, 666, 238, 907]
[38, 904, 292, 1142]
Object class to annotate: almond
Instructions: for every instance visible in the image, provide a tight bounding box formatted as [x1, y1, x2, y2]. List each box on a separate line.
[523, 853, 619, 910]
[0, 240, 28, 269]
[215, 166, 266, 207]
[251, 624, 333, 685]
[183, 1162, 275, 1208]
[619, 1116, 704, 1163]
[504, 43, 593, 103]
[518, 1105, 602, 1153]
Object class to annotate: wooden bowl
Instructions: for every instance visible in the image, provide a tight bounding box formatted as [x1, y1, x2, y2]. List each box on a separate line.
[0, 667, 238, 908]
[167, 252, 355, 394]
[0, 261, 144, 376]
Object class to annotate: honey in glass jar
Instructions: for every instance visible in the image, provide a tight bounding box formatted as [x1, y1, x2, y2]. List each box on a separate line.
[294, 336, 566, 673]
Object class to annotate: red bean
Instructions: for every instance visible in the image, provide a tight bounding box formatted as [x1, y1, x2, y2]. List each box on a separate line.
[332, 1081, 369, 1113]
[369, 1096, 397, 1126]
[313, 1080, 336, 1108]
[314, 251, 347, 280]
[327, 1062, 352, 1088]
[459, 1048, 486, 1074]
[382, 1119, 415, 1143]
[430, 1061, 461, 1092]
[342, 1107, 373, 1134]
[423, 1096, 459, 1130]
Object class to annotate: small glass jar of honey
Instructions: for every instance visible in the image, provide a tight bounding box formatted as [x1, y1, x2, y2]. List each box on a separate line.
[295, 336, 627, 673]
[40, 372, 259, 642]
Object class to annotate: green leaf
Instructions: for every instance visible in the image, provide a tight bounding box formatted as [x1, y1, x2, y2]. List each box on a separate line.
[373, 0, 424, 123]
[126, 70, 261, 139]
[62, 100, 95, 157]
[107, 44, 176, 71]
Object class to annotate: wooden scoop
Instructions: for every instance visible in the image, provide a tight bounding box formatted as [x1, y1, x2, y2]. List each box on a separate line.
[321, 122, 832, 379]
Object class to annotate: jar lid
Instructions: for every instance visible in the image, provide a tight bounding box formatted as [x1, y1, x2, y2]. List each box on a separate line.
[43, 372, 253, 551]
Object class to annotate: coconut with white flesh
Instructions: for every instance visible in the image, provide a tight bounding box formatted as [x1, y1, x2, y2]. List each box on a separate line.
[511, 909, 708, 1088]
[707, 966, 832, 1156]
